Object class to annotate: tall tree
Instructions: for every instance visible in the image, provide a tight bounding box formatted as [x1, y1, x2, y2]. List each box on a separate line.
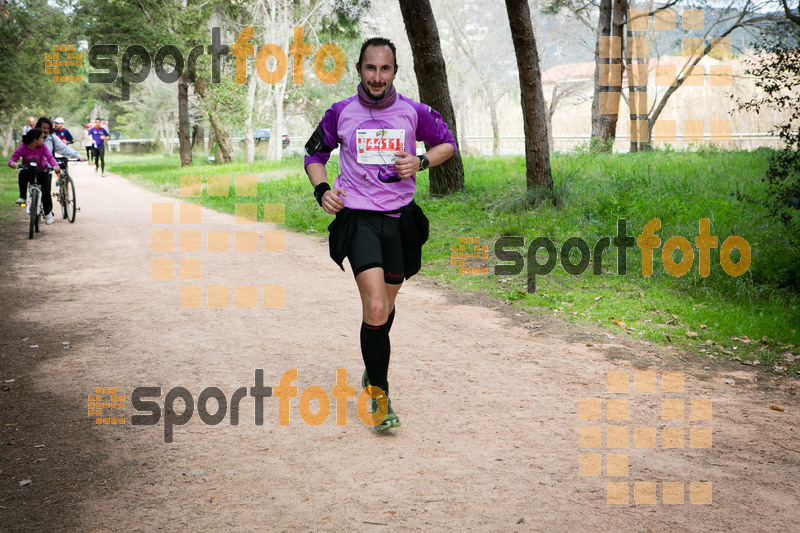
[398, 0, 465, 196]
[76, 0, 215, 165]
[177, 74, 192, 165]
[505, 0, 552, 191]
[0, 0, 71, 155]
[590, 0, 615, 148]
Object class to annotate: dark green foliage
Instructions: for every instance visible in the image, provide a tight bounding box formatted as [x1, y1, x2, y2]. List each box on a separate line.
[737, 30, 800, 288]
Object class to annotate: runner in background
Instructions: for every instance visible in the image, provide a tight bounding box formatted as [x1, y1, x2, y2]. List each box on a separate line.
[88, 118, 110, 176]
[81, 128, 94, 163]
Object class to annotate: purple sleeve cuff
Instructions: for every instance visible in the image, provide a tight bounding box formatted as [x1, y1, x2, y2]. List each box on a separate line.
[304, 152, 331, 169]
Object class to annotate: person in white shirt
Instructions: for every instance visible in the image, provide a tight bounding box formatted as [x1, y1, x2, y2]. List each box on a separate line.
[35, 117, 85, 161]
[81, 128, 94, 162]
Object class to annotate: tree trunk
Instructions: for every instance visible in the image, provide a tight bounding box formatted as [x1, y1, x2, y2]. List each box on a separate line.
[486, 82, 500, 156]
[504, 0, 552, 191]
[244, 55, 257, 163]
[195, 76, 235, 163]
[627, 0, 646, 152]
[178, 74, 192, 166]
[547, 85, 560, 153]
[191, 124, 202, 150]
[1, 109, 24, 157]
[590, 0, 614, 150]
[267, 75, 286, 162]
[398, 0, 465, 196]
[607, 0, 627, 147]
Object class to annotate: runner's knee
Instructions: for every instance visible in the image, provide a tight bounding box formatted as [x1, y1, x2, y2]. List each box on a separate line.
[364, 298, 390, 325]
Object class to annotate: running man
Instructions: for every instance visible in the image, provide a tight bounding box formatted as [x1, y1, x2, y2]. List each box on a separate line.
[89, 118, 110, 176]
[304, 37, 456, 431]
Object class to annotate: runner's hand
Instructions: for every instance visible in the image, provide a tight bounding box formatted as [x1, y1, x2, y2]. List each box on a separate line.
[394, 151, 420, 179]
[10, 162, 18, 169]
[322, 187, 347, 214]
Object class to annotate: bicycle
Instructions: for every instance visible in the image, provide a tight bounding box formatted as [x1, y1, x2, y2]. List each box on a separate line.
[55, 157, 79, 222]
[19, 163, 48, 239]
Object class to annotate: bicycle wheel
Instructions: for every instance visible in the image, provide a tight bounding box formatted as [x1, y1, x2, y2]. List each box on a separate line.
[60, 181, 68, 219]
[65, 177, 76, 223]
[29, 188, 39, 239]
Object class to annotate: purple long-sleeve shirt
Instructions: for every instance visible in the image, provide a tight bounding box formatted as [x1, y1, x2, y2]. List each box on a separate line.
[304, 93, 457, 212]
[8, 143, 59, 170]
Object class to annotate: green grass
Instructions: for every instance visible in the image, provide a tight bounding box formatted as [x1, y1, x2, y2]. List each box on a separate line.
[30, 149, 800, 373]
[0, 164, 22, 222]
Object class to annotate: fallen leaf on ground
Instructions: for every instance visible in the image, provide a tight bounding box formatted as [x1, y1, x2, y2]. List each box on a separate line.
[770, 405, 785, 412]
[686, 331, 698, 338]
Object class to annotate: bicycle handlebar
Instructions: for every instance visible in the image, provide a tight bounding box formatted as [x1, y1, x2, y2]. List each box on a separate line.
[18, 163, 54, 172]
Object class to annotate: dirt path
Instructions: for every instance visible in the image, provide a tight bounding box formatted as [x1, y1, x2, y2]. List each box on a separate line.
[1, 162, 799, 532]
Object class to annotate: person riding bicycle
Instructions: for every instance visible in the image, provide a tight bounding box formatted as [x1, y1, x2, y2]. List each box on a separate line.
[53, 117, 74, 144]
[8, 128, 61, 225]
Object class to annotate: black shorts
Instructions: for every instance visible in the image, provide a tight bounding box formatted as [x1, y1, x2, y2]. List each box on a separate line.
[347, 210, 405, 284]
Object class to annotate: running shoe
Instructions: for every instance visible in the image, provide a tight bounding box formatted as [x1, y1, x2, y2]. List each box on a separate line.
[15, 198, 24, 205]
[370, 393, 401, 431]
[361, 369, 370, 390]
[376, 397, 401, 430]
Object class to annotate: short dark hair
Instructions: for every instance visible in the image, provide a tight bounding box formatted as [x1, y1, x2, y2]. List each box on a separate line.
[35, 116, 52, 130]
[357, 37, 397, 71]
[22, 128, 44, 145]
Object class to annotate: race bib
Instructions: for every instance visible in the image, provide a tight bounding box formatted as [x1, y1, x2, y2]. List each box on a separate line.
[356, 129, 405, 165]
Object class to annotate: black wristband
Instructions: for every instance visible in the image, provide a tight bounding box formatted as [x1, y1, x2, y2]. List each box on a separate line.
[314, 182, 331, 206]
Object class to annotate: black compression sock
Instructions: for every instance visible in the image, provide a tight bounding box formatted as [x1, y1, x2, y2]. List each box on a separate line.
[386, 306, 396, 332]
[360, 320, 391, 395]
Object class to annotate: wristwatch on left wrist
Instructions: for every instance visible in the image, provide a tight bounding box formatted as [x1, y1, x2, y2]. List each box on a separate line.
[418, 154, 430, 171]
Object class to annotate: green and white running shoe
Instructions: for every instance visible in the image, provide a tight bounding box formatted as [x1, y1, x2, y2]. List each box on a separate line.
[370, 395, 401, 431]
